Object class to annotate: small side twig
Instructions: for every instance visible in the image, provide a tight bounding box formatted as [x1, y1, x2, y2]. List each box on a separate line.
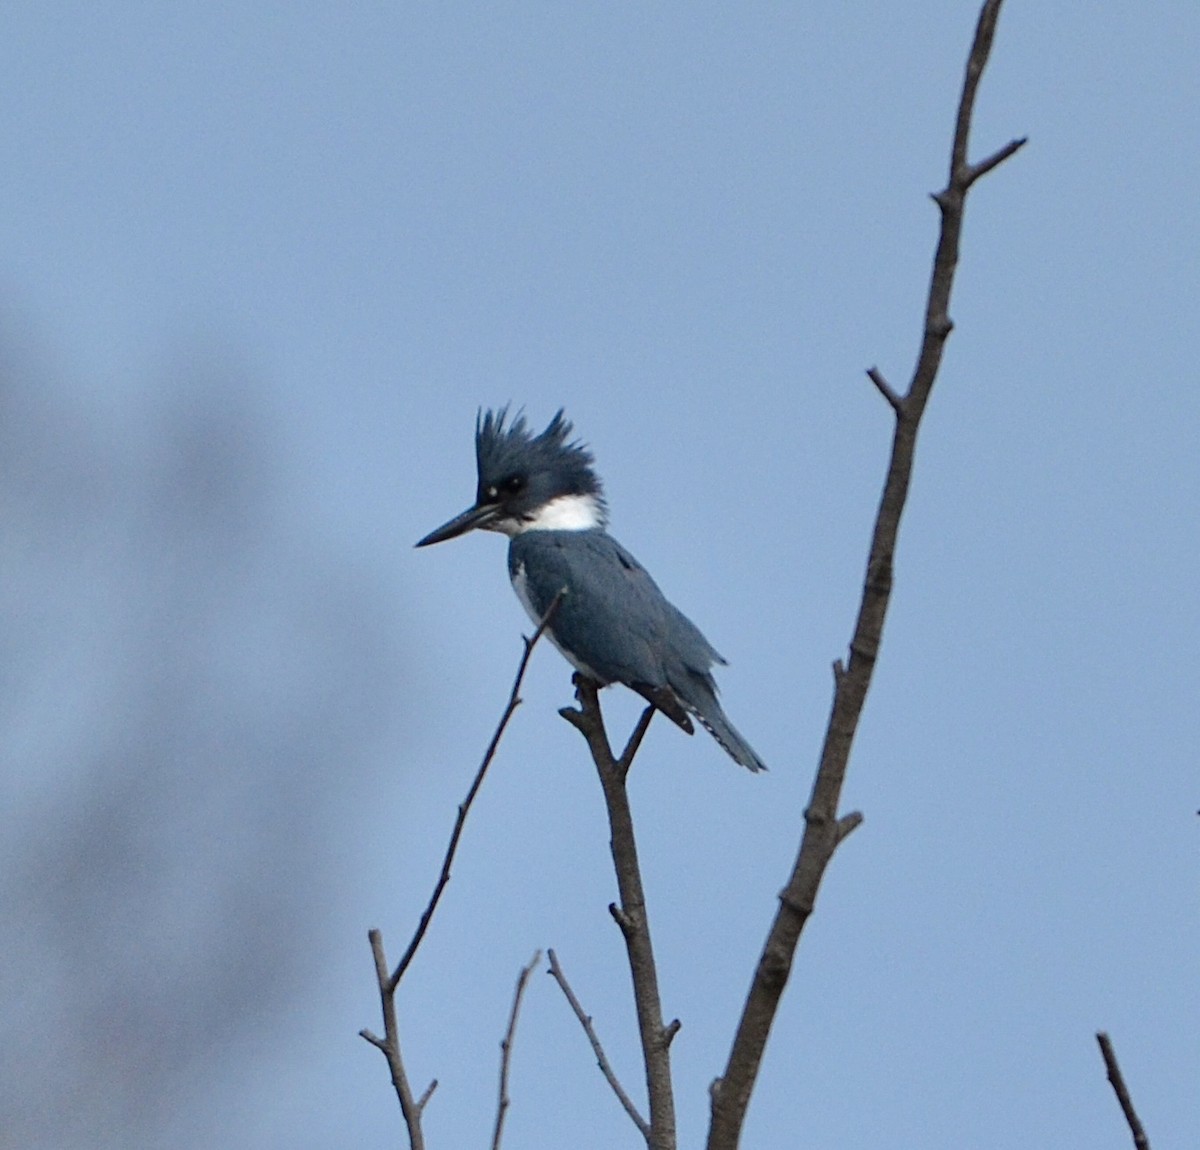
[547, 948, 650, 1138]
[1096, 1032, 1152, 1150]
[618, 705, 656, 776]
[866, 367, 905, 417]
[492, 951, 542, 1150]
[415, 1079, 439, 1112]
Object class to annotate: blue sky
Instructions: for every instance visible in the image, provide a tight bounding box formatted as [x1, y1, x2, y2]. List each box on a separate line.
[1, 3, 1196, 1148]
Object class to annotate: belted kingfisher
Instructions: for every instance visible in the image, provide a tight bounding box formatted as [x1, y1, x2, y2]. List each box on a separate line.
[416, 409, 766, 772]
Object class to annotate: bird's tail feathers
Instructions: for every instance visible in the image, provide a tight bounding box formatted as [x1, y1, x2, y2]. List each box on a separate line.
[691, 706, 767, 773]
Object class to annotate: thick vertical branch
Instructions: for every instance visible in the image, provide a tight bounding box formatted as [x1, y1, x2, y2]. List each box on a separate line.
[561, 682, 677, 1150]
[707, 3, 1025, 1147]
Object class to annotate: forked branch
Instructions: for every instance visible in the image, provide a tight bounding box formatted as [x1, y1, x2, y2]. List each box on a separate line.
[707, 3, 1024, 1147]
[561, 682, 676, 1150]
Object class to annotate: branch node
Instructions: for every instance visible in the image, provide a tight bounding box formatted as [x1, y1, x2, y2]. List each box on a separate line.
[663, 1019, 682, 1047]
[608, 902, 634, 935]
[777, 888, 813, 919]
[930, 314, 954, 339]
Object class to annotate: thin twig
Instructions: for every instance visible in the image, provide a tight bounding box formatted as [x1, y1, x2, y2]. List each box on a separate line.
[547, 948, 650, 1138]
[389, 591, 564, 990]
[707, 4, 1023, 1148]
[1096, 1032, 1152, 1150]
[618, 705, 656, 776]
[492, 951, 542, 1150]
[360, 595, 562, 1147]
[866, 367, 905, 417]
[415, 1079, 438, 1112]
[560, 680, 677, 1150]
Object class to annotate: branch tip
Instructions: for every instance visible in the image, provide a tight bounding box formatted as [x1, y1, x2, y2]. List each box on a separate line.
[1096, 1032, 1152, 1150]
[964, 135, 1028, 185]
[491, 951, 542, 1150]
[417, 1079, 438, 1113]
[866, 367, 905, 416]
[547, 947, 651, 1137]
[836, 811, 865, 843]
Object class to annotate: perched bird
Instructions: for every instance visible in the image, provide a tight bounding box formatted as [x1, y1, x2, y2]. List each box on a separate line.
[416, 409, 766, 772]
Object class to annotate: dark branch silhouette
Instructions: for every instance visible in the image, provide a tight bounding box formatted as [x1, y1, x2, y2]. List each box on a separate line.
[547, 947, 650, 1138]
[707, 3, 1025, 1147]
[388, 591, 564, 990]
[1097, 1032, 1152, 1150]
[491, 951, 542, 1150]
[360, 594, 562, 1147]
[560, 680, 676, 1150]
[360, 930, 432, 1150]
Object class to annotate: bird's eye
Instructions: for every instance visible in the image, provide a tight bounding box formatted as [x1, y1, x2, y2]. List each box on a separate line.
[502, 475, 525, 495]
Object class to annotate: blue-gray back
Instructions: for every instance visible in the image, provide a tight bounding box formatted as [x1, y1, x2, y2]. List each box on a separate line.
[508, 529, 725, 690]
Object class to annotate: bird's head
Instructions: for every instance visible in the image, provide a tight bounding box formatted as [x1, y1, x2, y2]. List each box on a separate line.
[416, 407, 607, 547]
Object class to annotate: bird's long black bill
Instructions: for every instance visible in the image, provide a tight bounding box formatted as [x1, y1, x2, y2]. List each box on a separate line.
[415, 503, 495, 547]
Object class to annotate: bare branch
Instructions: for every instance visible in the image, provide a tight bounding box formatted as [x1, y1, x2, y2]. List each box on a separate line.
[547, 948, 650, 1138]
[866, 367, 905, 417]
[360, 595, 562, 1145]
[560, 678, 677, 1150]
[618, 705, 656, 775]
[415, 1079, 438, 1113]
[836, 811, 865, 844]
[707, 4, 1023, 1147]
[964, 136, 1028, 185]
[492, 951, 542, 1150]
[358, 929, 427, 1150]
[1097, 1032, 1152, 1150]
[389, 591, 564, 990]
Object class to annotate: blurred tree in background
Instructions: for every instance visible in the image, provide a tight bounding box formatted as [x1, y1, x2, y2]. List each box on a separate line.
[0, 322, 401, 1149]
